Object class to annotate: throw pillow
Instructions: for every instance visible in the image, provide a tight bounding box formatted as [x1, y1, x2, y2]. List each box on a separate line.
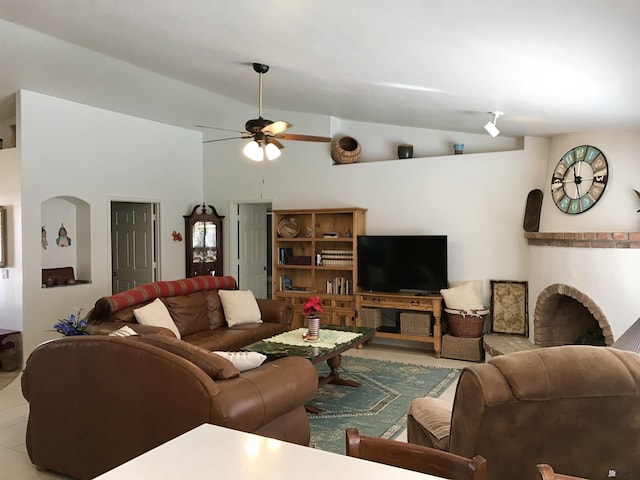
[108, 325, 138, 337]
[163, 292, 210, 337]
[218, 290, 262, 327]
[440, 280, 484, 311]
[133, 298, 181, 339]
[204, 290, 225, 329]
[136, 334, 240, 380]
[213, 351, 267, 372]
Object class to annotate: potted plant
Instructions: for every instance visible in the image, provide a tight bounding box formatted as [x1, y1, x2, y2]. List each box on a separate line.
[302, 296, 323, 342]
[53, 308, 89, 336]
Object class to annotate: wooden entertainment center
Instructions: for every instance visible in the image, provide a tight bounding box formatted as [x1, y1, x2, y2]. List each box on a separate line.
[272, 206, 444, 358]
[355, 292, 443, 358]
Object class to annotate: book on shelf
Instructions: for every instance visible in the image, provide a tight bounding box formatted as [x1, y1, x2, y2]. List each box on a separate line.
[320, 249, 353, 267]
[279, 275, 291, 291]
[322, 232, 340, 238]
[326, 277, 352, 295]
[277, 247, 294, 265]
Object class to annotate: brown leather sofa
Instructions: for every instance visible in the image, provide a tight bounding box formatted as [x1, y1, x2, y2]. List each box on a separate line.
[88, 276, 291, 350]
[407, 345, 640, 480]
[22, 335, 318, 479]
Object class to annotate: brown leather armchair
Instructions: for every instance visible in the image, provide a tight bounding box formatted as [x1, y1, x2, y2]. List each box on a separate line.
[407, 346, 640, 480]
[22, 335, 318, 479]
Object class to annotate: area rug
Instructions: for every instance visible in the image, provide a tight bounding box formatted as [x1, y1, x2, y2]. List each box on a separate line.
[309, 356, 460, 454]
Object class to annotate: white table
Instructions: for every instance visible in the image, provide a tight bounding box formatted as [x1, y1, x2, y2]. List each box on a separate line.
[95, 423, 443, 479]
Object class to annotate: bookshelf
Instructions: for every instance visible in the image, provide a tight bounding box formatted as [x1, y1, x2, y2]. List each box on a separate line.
[273, 207, 366, 329]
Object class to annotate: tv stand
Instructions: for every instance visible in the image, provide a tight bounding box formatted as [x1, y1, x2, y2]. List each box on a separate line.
[355, 291, 443, 358]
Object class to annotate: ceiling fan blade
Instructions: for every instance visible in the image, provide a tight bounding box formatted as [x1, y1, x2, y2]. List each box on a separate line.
[262, 121, 291, 136]
[276, 133, 331, 143]
[196, 125, 247, 134]
[203, 136, 250, 144]
[269, 138, 285, 150]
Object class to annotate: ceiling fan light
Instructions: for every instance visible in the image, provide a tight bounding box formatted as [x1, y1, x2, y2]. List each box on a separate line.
[264, 142, 281, 161]
[243, 140, 264, 161]
[484, 121, 500, 138]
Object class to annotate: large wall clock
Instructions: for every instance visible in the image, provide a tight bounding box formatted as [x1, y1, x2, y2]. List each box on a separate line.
[550, 145, 608, 215]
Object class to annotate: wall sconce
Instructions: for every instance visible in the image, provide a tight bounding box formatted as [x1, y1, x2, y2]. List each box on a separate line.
[484, 112, 503, 138]
[172, 231, 182, 241]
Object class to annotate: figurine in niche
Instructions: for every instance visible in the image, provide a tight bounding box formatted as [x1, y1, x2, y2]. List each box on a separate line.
[56, 224, 71, 247]
[305, 226, 313, 237]
[41, 226, 48, 250]
[345, 229, 352, 238]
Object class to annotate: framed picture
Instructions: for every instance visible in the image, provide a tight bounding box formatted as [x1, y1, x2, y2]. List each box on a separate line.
[490, 280, 528, 336]
[0, 206, 6, 268]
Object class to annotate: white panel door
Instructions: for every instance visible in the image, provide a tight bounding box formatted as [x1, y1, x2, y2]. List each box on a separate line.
[238, 203, 268, 297]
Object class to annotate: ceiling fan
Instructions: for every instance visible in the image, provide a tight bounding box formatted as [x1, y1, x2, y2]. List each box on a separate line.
[197, 63, 331, 161]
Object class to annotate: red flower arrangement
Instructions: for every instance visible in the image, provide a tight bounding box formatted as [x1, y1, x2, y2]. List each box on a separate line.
[302, 296, 323, 316]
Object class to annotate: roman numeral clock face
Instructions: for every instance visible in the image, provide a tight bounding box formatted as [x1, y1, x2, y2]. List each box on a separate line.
[551, 145, 608, 215]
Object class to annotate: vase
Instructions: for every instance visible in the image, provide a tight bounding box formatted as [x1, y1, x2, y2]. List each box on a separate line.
[453, 143, 464, 155]
[307, 315, 320, 341]
[397, 144, 413, 159]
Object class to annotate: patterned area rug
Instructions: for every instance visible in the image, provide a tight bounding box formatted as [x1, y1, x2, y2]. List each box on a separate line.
[309, 356, 460, 454]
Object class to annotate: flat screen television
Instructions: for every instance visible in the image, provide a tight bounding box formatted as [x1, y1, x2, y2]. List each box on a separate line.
[357, 235, 448, 294]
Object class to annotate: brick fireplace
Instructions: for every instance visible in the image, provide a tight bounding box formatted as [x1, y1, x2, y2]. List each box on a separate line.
[533, 283, 613, 347]
[526, 231, 640, 349]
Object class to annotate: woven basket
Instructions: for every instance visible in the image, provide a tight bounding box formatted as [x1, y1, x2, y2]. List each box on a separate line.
[360, 308, 383, 329]
[400, 312, 431, 336]
[445, 308, 489, 338]
[331, 136, 361, 164]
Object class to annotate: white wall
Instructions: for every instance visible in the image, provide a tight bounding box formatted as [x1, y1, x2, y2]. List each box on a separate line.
[528, 131, 640, 339]
[204, 106, 551, 306]
[19, 90, 203, 355]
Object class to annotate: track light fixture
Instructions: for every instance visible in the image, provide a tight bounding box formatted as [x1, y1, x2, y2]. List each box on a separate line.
[484, 112, 503, 138]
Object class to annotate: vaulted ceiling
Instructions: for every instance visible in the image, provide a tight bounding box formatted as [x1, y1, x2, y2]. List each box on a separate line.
[1, 0, 639, 137]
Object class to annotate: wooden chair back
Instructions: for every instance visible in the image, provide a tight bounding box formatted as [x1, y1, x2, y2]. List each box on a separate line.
[346, 428, 487, 480]
[536, 464, 590, 480]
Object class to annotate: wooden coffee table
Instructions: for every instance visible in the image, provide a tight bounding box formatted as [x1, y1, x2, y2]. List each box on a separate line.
[242, 325, 375, 389]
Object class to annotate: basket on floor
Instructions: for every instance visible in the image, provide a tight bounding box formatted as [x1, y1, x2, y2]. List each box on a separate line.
[445, 308, 489, 338]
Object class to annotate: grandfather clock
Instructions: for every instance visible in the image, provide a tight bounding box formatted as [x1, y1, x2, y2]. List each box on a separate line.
[184, 204, 224, 277]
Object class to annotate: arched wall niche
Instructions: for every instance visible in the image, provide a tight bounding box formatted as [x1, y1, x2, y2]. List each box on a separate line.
[41, 196, 91, 287]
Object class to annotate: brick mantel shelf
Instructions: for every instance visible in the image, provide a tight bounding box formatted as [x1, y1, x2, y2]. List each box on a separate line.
[525, 232, 640, 249]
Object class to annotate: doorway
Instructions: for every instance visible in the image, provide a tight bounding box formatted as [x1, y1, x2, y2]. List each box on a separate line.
[230, 202, 272, 298]
[110, 201, 159, 294]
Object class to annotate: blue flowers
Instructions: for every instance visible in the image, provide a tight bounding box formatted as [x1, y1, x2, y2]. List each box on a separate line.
[53, 310, 89, 336]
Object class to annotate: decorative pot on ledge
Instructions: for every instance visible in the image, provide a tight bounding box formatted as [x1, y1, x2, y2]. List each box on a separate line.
[397, 144, 413, 159]
[331, 136, 361, 164]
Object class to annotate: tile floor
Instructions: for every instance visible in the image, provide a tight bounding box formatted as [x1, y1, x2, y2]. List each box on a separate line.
[0, 339, 471, 479]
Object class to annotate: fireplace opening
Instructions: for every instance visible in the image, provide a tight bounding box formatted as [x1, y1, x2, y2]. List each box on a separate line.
[534, 284, 613, 347]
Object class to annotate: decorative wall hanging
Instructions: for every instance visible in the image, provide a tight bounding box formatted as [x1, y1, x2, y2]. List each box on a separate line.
[490, 280, 528, 336]
[56, 223, 71, 247]
[551, 145, 608, 215]
[41, 226, 48, 250]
